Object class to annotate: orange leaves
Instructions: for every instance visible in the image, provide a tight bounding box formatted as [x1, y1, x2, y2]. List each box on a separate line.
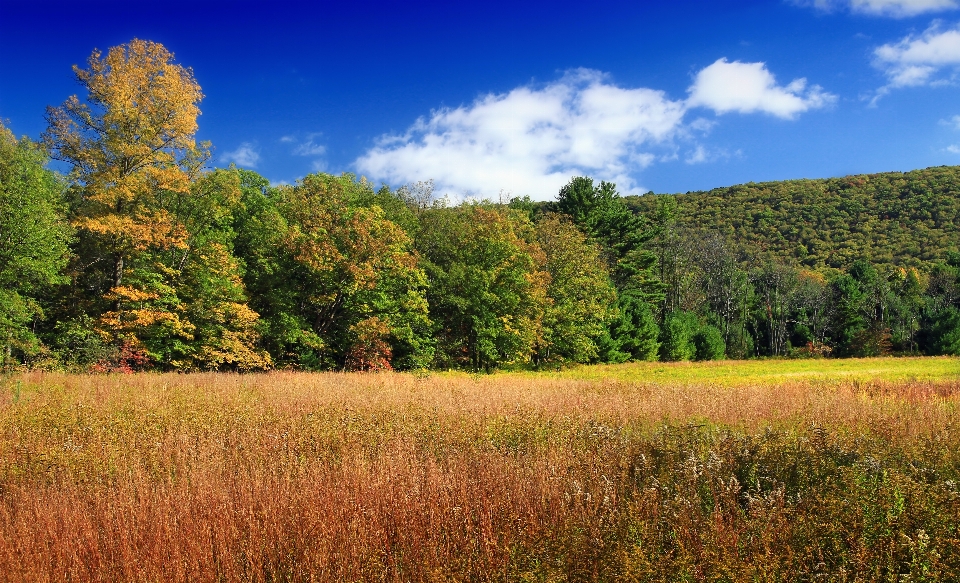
[74, 209, 188, 252]
[44, 39, 204, 203]
[106, 285, 161, 304]
[344, 317, 394, 372]
[39, 40, 269, 372]
[278, 176, 417, 294]
[43, 39, 205, 260]
[192, 302, 272, 372]
[71, 39, 202, 150]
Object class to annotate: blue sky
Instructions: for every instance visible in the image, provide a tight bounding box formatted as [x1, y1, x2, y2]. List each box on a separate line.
[5, 0, 960, 199]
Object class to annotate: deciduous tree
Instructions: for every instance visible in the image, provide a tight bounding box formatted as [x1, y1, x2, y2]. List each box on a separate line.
[417, 205, 549, 371]
[43, 40, 268, 370]
[534, 214, 616, 364]
[0, 124, 71, 365]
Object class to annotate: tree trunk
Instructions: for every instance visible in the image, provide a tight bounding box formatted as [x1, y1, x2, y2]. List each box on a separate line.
[112, 253, 124, 311]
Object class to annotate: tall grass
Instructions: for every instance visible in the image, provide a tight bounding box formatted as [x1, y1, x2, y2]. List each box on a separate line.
[1, 363, 958, 581]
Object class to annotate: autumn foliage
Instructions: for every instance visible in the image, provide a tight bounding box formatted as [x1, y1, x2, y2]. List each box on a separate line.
[2, 37, 960, 372]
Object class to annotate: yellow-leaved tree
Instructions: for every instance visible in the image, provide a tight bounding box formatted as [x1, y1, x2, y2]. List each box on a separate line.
[44, 39, 269, 371]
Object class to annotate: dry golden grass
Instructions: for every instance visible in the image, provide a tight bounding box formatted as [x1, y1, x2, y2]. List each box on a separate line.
[1, 362, 959, 581]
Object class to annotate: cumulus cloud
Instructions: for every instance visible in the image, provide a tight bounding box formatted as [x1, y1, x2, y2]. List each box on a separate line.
[797, 0, 959, 17]
[873, 22, 960, 89]
[357, 69, 686, 197]
[221, 142, 260, 168]
[356, 63, 831, 200]
[687, 59, 836, 119]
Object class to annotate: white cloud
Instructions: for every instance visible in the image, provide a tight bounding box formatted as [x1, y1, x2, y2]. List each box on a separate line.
[281, 133, 327, 173]
[221, 142, 260, 168]
[940, 114, 960, 127]
[797, 0, 959, 17]
[684, 145, 737, 165]
[945, 143, 960, 152]
[874, 22, 960, 88]
[687, 59, 836, 119]
[356, 64, 831, 200]
[291, 134, 327, 157]
[356, 69, 686, 198]
[686, 146, 709, 164]
[689, 117, 718, 133]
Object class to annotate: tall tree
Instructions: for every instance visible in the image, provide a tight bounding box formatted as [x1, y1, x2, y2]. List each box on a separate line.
[694, 232, 752, 358]
[533, 214, 617, 364]
[417, 205, 549, 371]
[43, 40, 268, 370]
[650, 197, 694, 315]
[555, 176, 663, 304]
[753, 262, 800, 357]
[0, 124, 72, 365]
[43, 39, 206, 296]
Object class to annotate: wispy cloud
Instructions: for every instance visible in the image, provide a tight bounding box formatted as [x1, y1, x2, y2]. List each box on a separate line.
[221, 142, 260, 168]
[874, 22, 960, 87]
[687, 59, 836, 119]
[356, 63, 832, 199]
[282, 133, 328, 172]
[795, 0, 959, 17]
[293, 137, 327, 157]
[940, 114, 960, 128]
[684, 145, 738, 165]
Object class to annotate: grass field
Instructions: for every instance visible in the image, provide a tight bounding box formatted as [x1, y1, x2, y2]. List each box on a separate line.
[1, 357, 958, 582]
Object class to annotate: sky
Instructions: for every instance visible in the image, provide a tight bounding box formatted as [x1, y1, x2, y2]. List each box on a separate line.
[5, 0, 960, 200]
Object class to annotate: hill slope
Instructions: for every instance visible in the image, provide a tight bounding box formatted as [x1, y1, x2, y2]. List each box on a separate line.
[625, 165, 960, 269]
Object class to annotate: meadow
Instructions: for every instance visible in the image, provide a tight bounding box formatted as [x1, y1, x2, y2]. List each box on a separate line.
[1, 357, 958, 582]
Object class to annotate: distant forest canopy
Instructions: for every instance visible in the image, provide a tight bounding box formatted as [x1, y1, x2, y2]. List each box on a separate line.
[623, 167, 960, 270]
[2, 38, 959, 372]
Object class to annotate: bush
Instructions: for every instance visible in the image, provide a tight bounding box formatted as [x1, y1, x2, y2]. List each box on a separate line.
[692, 324, 725, 360]
[660, 310, 698, 361]
[930, 307, 960, 355]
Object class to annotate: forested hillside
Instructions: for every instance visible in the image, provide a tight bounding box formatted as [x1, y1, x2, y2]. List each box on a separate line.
[2, 38, 960, 372]
[625, 167, 960, 269]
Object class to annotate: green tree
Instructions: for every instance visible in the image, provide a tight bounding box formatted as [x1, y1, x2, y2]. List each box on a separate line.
[235, 172, 432, 370]
[0, 125, 72, 365]
[556, 176, 663, 304]
[694, 232, 752, 358]
[888, 266, 924, 353]
[417, 205, 549, 371]
[533, 214, 617, 364]
[753, 262, 800, 357]
[598, 293, 661, 363]
[920, 253, 960, 355]
[929, 307, 960, 355]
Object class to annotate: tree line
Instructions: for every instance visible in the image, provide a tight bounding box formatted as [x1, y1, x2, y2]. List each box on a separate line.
[1, 39, 958, 372]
